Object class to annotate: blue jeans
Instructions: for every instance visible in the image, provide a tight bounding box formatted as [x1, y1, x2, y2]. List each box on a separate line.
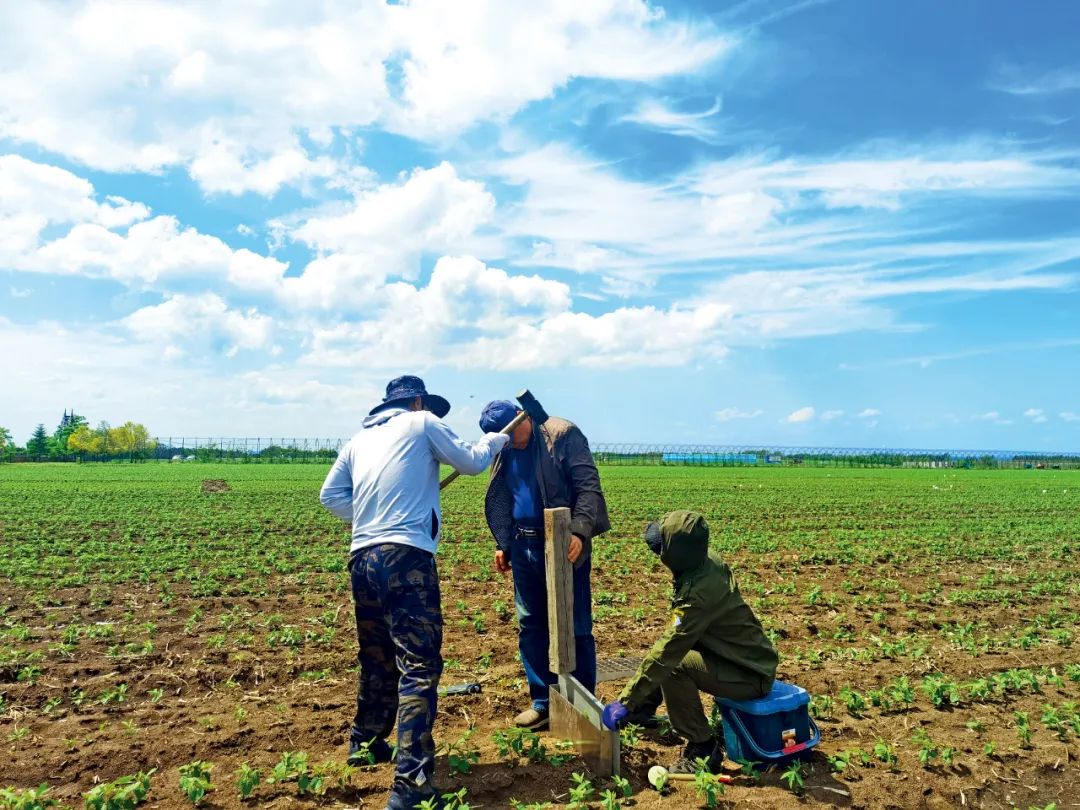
[511, 530, 596, 710]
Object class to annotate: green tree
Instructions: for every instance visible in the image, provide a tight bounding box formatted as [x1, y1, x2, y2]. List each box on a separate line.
[27, 424, 49, 458]
[0, 426, 13, 461]
[51, 412, 88, 458]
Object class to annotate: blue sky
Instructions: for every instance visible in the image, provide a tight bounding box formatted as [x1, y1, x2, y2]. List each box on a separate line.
[1, 0, 1079, 450]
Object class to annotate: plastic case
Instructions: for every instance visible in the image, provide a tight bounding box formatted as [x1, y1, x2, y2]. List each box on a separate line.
[718, 680, 820, 767]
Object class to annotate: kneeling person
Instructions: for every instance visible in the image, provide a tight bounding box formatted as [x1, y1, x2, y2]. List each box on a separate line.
[602, 511, 778, 773]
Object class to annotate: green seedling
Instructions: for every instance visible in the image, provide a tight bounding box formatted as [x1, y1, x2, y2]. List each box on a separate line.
[234, 763, 260, 798]
[82, 770, 154, 810]
[568, 773, 595, 810]
[177, 761, 214, 805]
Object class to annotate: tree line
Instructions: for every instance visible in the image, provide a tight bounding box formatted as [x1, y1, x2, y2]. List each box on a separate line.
[0, 413, 156, 461]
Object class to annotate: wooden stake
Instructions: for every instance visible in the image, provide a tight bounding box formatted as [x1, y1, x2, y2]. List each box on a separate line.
[544, 507, 576, 674]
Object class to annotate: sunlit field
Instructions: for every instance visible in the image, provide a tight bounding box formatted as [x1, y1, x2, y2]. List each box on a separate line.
[1, 464, 1078, 808]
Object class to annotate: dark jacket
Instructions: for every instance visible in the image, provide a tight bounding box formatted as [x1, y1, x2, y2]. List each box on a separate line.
[620, 511, 778, 710]
[483, 416, 610, 564]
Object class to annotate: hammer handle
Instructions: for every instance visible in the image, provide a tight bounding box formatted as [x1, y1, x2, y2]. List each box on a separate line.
[439, 410, 527, 491]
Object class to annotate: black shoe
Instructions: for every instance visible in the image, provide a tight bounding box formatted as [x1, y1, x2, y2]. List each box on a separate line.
[385, 789, 442, 810]
[348, 736, 394, 766]
[668, 737, 723, 774]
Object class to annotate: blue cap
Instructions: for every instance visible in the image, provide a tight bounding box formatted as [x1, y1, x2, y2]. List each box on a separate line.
[479, 400, 519, 433]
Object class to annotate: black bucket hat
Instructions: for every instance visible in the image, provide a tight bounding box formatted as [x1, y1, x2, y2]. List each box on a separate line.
[369, 375, 450, 418]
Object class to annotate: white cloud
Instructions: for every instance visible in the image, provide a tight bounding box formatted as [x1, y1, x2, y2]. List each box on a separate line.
[857, 408, 881, 419]
[280, 254, 389, 312]
[9, 287, 32, 298]
[35, 216, 287, 289]
[287, 162, 495, 262]
[124, 293, 273, 357]
[820, 409, 844, 421]
[974, 411, 1013, 425]
[493, 140, 1080, 293]
[701, 190, 783, 236]
[0, 155, 150, 265]
[715, 407, 764, 421]
[2, 155, 288, 290]
[0, 318, 383, 439]
[783, 406, 815, 423]
[386, 2, 732, 136]
[1061, 412, 1080, 423]
[690, 150, 1080, 212]
[620, 96, 723, 141]
[1024, 408, 1048, 424]
[188, 135, 339, 196]
[305, 255, 734, 370]
[0, 1, 730, 193]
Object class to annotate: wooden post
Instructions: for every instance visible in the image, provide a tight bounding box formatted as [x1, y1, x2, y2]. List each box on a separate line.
[544, 507, 576, 674]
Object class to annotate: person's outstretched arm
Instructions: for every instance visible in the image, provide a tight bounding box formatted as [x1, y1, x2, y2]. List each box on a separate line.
[425, 413, 509, 474]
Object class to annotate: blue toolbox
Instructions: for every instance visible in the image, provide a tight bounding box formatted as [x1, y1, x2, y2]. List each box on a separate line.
[718, 680, 820, 767]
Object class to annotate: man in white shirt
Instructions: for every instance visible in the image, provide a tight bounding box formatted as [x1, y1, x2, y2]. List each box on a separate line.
[320, 375, 509, 810]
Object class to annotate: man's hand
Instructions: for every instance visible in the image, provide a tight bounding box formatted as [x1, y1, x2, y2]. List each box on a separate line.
[568, 534, 584, 563]
[601, 700, 629, 731]
[494, 550, 512, 574]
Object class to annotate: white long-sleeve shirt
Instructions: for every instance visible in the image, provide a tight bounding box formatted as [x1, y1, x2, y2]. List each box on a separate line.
[320, 407, 509, 555]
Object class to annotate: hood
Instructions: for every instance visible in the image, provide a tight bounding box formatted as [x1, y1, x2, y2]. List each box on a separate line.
[362, 406, 409, 429]
[658, 510, 710, 575]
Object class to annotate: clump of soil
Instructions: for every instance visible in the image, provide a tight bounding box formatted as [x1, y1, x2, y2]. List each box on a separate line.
[201, 479, 231, 493]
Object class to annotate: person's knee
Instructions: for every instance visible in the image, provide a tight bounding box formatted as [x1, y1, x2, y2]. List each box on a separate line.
[514, 594, 545, 630]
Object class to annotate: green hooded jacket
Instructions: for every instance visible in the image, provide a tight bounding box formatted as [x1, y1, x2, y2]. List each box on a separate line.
[620, 511, 778, 710]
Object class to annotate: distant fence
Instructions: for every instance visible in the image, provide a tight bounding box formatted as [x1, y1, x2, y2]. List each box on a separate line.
[592, 445, 1080, 470]
[6, 438, 1079, 469]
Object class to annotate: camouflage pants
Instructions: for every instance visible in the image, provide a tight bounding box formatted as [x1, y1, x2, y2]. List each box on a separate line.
[350, 543, 443, 793]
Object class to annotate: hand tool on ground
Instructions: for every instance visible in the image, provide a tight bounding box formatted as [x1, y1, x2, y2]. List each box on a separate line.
[647, 765, 734, 789]
[439, 388, 550, 490]
[438, 682, 482, 696]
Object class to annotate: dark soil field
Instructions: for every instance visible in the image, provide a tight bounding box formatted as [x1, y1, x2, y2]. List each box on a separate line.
[1, 464, 1078, 809]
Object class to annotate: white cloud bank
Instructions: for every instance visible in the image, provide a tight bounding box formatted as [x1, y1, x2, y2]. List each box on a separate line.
[0, 1, 730, 194]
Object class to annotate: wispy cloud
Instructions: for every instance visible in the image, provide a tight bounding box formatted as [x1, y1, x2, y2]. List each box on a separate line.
[1062, 412, 1080, 423]
[843, 338, 1080, 370]
[717, 0, 835, 30]
[975, 411, 1013, 425]
[857, 408, 881, 419]
[716, 407, 764, 422]
[620, 97, 723, 142]
[1024, 408, 1048, 424]
[820, 409, 845, 421]
[992, 66, 1080, 96]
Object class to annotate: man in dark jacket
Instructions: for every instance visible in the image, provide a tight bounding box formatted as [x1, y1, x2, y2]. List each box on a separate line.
[601, 511, 778, 773]
[479, 399, 609, 731]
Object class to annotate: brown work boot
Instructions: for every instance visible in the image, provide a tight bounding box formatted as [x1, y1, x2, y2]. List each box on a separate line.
[514, 706, 549, 731]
